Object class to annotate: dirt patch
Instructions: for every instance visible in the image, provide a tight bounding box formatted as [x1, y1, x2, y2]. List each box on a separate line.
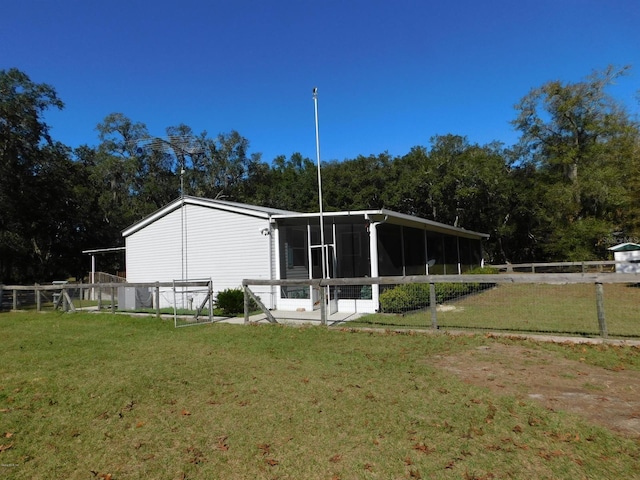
[432, 342, 640, 438]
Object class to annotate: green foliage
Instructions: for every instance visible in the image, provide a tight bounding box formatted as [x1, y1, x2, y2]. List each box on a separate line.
[379, 283, 431, 313]
[3, 66, 640, 282]
[510, 65, 640, 260]
[0, 68, 88, 282]
[467, 266, 499, 275]
[380, 268, 497, 314]
[215, 287, 256, 315]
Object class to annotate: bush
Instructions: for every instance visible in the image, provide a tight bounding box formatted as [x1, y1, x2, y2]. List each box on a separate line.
[379, 284, 430, 313]
[215, 288, 256, 315]
[466, 266, 499, 275]
[379, 267, 498, 313]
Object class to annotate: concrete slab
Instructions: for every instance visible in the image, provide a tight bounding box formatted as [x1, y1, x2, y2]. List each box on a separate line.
[242, 310, 364, 326]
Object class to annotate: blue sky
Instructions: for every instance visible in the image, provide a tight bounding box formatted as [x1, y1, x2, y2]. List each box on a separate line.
[2, 0, 639, 164]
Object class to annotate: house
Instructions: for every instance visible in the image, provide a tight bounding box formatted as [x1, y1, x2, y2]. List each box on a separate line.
[608, 243, 640, 273]
[122, 196, 489, 313]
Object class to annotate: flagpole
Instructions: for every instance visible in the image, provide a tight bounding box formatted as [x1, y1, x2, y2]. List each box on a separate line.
[313, 87, 327, 280]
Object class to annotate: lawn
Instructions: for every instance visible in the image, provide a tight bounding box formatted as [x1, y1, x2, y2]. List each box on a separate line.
[1, 311, 639, 479]
[353, 283, 640, 338]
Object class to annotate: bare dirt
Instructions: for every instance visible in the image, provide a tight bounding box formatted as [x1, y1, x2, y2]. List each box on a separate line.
[432, 342, 640, 438]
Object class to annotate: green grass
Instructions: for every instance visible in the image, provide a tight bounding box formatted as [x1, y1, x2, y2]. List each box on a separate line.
[1, 311, 639, 479]
[354, 283, 640, 338]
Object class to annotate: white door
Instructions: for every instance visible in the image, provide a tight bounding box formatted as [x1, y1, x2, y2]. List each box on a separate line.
[326, 245, 338, 314]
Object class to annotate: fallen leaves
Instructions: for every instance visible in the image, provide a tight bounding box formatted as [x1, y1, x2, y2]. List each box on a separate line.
[412, 443, 435, 455]
[186, 446, 206, 464]
[537, 449, 565, 460]
[0, 443, 13, 452]
[90, 471, 112, 480]
[257, 443, 271, 456]
[484, 402, 497, 423]
[215, 435, 229, 451]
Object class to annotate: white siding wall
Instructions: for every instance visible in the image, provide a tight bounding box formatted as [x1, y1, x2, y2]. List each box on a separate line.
[614, 250, 640, 273]
[125, 204, 274, 308]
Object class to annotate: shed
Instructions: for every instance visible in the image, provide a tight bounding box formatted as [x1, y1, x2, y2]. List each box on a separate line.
[122, 196, 292, 310]
[608, 243, 640, 273]
[122, 196, 489, 313]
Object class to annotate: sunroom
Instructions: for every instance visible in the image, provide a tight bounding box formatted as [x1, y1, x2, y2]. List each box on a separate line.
[272, 210, 488, 313]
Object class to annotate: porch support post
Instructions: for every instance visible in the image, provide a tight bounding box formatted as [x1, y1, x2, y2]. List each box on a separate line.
[90, 254, 96, 300]
[369, 221, 380, 311]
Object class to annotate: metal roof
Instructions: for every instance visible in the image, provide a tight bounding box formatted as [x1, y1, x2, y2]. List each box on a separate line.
[273, 209, 489, 239]
[608, 242, 640, 252]
[123, 196, 488, 240]
[122, 196, 297, 237]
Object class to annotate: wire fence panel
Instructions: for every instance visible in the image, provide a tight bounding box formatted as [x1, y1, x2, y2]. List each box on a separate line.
[350, 281, 640, 339]
[431, 283, 599, 336]
[242, 274, 640, 339]
[3, 273, 639, 340]
[599, 283, 640, 337]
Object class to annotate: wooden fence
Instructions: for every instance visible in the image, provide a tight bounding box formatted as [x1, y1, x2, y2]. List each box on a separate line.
[242, 272, 640, 339]
[488, 260, 623, 273]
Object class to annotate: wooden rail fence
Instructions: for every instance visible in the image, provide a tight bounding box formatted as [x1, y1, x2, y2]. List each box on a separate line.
[242, 272, 640, 339]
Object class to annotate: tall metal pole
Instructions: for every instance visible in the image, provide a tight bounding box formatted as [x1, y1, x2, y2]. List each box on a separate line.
[313, 87, 327, 280]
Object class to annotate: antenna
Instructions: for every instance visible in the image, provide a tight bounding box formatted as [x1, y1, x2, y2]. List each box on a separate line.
[133, 135, 202, 198]
[313, 87, 327, 281]
[132, 134, 202, 293]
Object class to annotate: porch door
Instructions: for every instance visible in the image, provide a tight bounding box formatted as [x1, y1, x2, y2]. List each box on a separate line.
[310, 245, 338, 314]
[327, 245, 338, 314]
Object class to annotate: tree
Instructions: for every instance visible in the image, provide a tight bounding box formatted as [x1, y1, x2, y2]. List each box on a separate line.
[402, 135, 514, 263]
[255, 153, 318, 211]
[511, 66, 640, 259]
[189, 129, 261, 200]
[0, 68, 86, 282]
[321, 153, 396, 211]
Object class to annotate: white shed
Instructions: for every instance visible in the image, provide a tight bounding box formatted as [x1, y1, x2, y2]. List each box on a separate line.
[123, 196, 488, 314]
[608, 243, 640, 273]
[122, 196, 291, 309]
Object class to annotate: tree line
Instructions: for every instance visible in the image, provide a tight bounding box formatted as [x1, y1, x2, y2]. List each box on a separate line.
[1, 66, 639, 283]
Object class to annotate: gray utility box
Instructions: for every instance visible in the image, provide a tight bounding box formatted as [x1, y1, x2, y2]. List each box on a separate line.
[118, 286, 153, 310]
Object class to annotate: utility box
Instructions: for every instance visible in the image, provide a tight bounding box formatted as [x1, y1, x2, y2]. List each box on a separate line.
[118, 286, 153, 310]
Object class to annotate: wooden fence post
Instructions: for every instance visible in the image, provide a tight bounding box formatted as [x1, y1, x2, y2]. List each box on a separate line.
[319, 284, 327, 326]
[243, 286, 250, 324]
[13, 289, 18, 310]
[97, 287, 102, 310]
[429, 282, 438, 329]
[0, 284, 3, 311]
[35, 283, 41, 311]
[111, 287, 116, 313]
[595, 283, 608, 341]
[155, 282, 161, 319]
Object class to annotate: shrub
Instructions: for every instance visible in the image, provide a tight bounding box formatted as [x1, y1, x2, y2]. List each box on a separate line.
[215, 288, 257, 315]
[466, 266, 499, 275]
[379, 267, 498, 313]
[379, 283, 431, 313]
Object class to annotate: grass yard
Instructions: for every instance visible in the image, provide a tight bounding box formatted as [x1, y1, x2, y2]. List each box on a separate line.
[1, 311, 639, 479]
[353, 283, 640, 338]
